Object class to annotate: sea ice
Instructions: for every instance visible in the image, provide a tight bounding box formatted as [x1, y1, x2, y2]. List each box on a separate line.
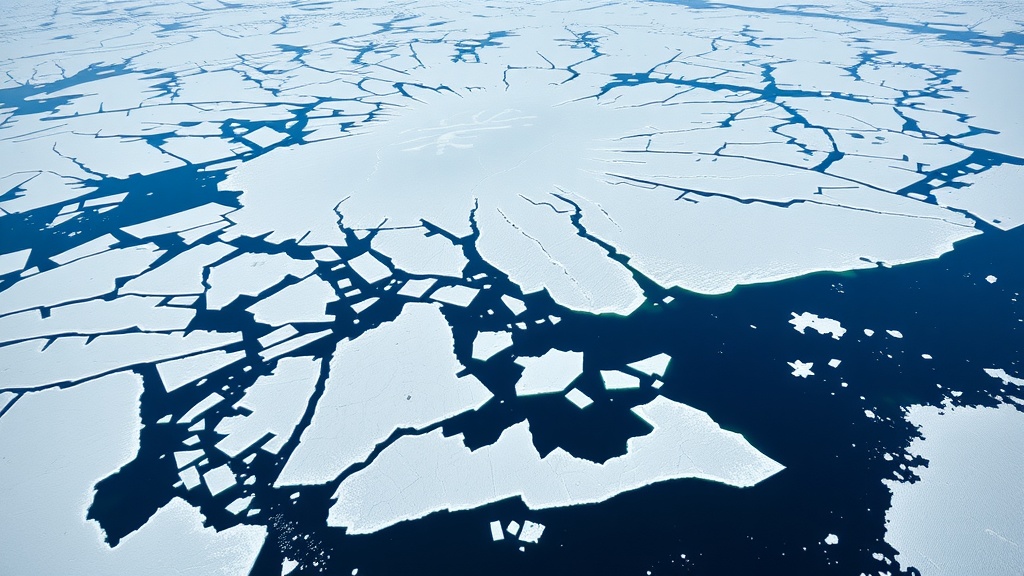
[601, 370, 641, 390]
[347, 253, 391, 285]
[789, 361, 814, 378]
[472, 331, 514, 361]
[519, 521, 546, 544]
[565, 388, 594, 409]
[627, 353, 672, 377]
[789, 312, 846, 340]
[430, 285, 480, 307]
[515, 349, 584, 396]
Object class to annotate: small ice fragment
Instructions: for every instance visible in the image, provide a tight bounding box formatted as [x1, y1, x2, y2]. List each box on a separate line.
[789, 360, 814, 378]
[258, 325, 299, 349]
[351, 298, 378, 314]
[0, 249, 31, 276]
[565, 388, 594, 409]
[922, 354, 933, 360]
[501, 295, 527, 316]
[243, 126, 286, 148]
[824, 534, 839, 545]
[397, 278, 436, 298]
[985, 275, 997, 284]
[157, 415, 172, 424]
[886, 330, 904, 339]
[507, 521, 521, 536]
[472, 331, 513, 361]
[312, 248, 340, 262]
[282, 558, 299, 575]
[336, 278, 353, 290]
[864, 329, 875, 337]
[490, 520, 505, 541]
[203, 464, 237, 496]
[865, 410, 876, 419]
[651, 379, 664, 389]
[348, 253, 391, 284]
[167, 295, 199, 307]
[519, 521, 546, 544]
[627, 353, 672, 377]
[515, 350, 583, 396]
[789, 312, 846, 340]
[828, 359, 842, 368]
[226, 495, 254, 515]
[601, 370, 641, 390]
[183, 435, 199, 447]
[549, 316, 561, 325]
[179, 466, 201, 490]
[430, 285, 479, 307]
[663, 296, 675, 304]
[178, 393, 225, 424]
[174, 450, 203, 469]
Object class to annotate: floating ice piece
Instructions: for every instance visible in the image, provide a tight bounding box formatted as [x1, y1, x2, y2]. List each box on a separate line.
[986, 275, 998, 284]
[886, 330, 904, 339]
[157, 350, 245, 392]
[311, 248, 341, 262]
[330, 396, 784, 534]
[180, 466, 201, 490]
[0, 371, 264, 574]
[179, 393, 225, 424]
[373, 228, 468, 278]
[283, 559, 299, 575]
[490, 521, 504, 541]
[247, 275, 337, 326]
[789, 361, 814, 378]
[121, 242, 236, 296]
[430, 285, 480, 307]
[884, 403, 1024, 576]
[226, 495, 254, 515]
[519, 521, 545, 544]
[865, 410, 876, 419]
[864, 329, 875, 337]
[276, 303, 492, 486]
[0, 249, 30, 276]
[215, 356, 320, 458]
[174, 450, 203, 469]
[501, 295, 527, 316]
[243, 127, 286, 148]
[203, 464, 237, 497]
[0, 244, 163, 316]
[348, 252, 391, 285]
[922, 354, 933, 360]
[0, 330, 241, 391]
[601, 370, 641, 390]
[122, 203, 235, 239]
[472, 331, 513, 361]
[984, 368, 1024, 387]
[50, 234, 117, 265]
[398, 279, 437, 298]
[82, 193, 128, 208]
[206, 252, 316, 310]
[565, 388, 594, 409]
[167, 295, 199, 307]
[514, 350, 584, 396]
[627, 353, 672, 377]
[258, 325, 298, 349]
[507, 521, 521, 537]
[828, 359, 842, 368]
[824, 534, 839, 545]
[258, 329, 331, 362]
[789, 312, 846, 340]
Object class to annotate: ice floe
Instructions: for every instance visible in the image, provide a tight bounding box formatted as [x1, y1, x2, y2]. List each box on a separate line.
[246, 275, 337, 326]
[472, 331, 514, 361]
[789, 312, 846, 340]
[789, 361, 815, 378]
[514, 349, 584, 396]
[627, 353, 672, 377]
[601, 370, 641, 390]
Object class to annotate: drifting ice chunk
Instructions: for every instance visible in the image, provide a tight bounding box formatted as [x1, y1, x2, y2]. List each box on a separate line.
[329, 396, 784, 534]
[179, 466, 201, 490]
[156, 350, 245, 392]
[789, 312, 846, 340]
[203, 464, 237, 497]
[565, 388, 594, 409]
[828, 359, 842, 368]
[601, 370, 641, 390]
[519, 521, 546, 544]
[490, 521, 504, 541]
[398, 278, 437, 298]
[986, 275, 998, 284]
[179, 393, 225, 424]
[348, 252, 391, 284]
[226, 495, 254, 515]
[507, 521, 521, 537]
[259, 329, 331, 362]
[243, 127, 287, 148]
[311, 248, 341, 262]
[472, 331, 513, 361]
[789, 361, 814, 378]
[430, 285, 480, 307]
[50, 234, 117, 265]
[215, 356, 320, 458]
[258, 325, 298, 348]
[824, 534, 839, 545]
[627, 353, 672, 377]
[0, 249, 31, 276]
[351, 298, 378, 314]
[984, 368, 1024, 387]
[174, 450, 203, 469]
[282, 558, 299, 575]
[515, 350, 584, 396]
[276, 303, 492, 486]
[501, 295, 527, 316]
[122, 203, 235, 239]
[864, 329, 875, 337]
[247, 275, 337, 326]
[886, 330, 904, 339]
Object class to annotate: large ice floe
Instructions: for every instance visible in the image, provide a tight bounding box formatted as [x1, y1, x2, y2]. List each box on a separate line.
[0, 0, 1022, 573]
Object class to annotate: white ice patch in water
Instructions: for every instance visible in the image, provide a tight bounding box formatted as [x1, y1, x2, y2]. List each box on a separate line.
[501, 295, 527, 316]
[627, 353, 672, 377]
[246, 274, 337, 326]
[215, 356, 320, 458]
[789, 312, 846, 340]
[884, 403, 1024, 576]
[601, 370, 641, 390]
[472, 331, 513, 361]
[203, 464, 237, 497]
[490, 521, 504, 541]
[430, 285, 479, 307]
[397, 278, 436, 298]
[329, 396, 784, 534]
[277, 303, 492, 486]
[824, 534, 839, 545]
[514, 349, 584, 396]
[886, 330, 904, 339]
[0, 249, 31, 276]
[156, 350, 245, 393]
[828, 359, 842, 368]
[347, 252, 391, 285]
[565, 388, 594, 409]
[984, 368, 1024, 387]
[789, 361, 814, 378]
[986, 275, 998, 284]
[519, 521, 546, 544]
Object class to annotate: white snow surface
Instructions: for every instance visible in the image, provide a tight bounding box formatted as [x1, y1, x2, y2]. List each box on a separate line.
[329, 395, 784, 534]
